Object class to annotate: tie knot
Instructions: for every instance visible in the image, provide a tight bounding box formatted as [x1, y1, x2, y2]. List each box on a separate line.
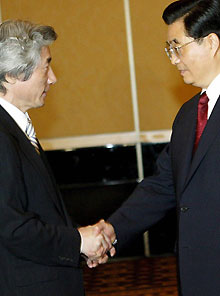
[199, 92, 209, 105]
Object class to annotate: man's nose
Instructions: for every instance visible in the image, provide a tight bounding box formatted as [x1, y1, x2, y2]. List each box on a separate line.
[170, 53, 180, 65]
[47, 66, 57, 84]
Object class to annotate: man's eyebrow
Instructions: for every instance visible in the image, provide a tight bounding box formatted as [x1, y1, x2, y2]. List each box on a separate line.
[172, 38, 180, 44]
[167, 38, 179, 45]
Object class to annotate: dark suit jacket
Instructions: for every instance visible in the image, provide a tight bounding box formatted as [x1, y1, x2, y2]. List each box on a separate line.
[0, 106, 84, 296]
[109, 93, 220, 296]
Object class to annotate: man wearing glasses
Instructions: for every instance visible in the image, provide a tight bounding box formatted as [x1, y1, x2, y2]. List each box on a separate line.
[99, 0, 220, 295]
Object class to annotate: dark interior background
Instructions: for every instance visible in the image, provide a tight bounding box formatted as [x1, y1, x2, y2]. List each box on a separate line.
[46, 142, 176, 257]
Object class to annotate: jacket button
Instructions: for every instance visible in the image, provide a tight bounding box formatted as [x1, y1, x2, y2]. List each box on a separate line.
[180, 207, 189, 212]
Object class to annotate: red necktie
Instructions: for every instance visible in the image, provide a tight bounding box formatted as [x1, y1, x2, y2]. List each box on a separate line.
[193, 92, 209, 152]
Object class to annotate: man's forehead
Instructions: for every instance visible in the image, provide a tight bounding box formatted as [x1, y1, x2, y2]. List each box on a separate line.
[167, 19, 187, 43]
[40, 46, 52, 63]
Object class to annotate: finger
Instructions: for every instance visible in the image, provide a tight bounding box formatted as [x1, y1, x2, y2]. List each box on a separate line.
[93, 233, 109, 256]
[94, 244, 106, 259]
[94, 219, 107, 234]
[86, 259, 93, 268]
[109, 246, 116, 257]
[98, 254, 109, 265]
[85, 257, 94, 268]
[95, 220, 115, 250]
[88, 245, 104, 260]
[100, 234, 109, 253]
[93, 225, 102, 236]
[98, 219, 105, 225]
[88, 259, 99, 268]
[94, 219, 105, 231]
[91, 262, 99, 268]
[102, 230, 112, 250]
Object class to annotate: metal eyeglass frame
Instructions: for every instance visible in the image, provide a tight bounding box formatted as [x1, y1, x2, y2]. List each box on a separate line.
[165, 39, 200, 60]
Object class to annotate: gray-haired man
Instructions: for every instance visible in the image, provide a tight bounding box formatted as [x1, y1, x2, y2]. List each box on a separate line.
[0, 19, 114, 296]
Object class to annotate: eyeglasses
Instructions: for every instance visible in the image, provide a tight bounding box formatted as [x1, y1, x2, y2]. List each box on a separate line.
[165, 39, 200, 60]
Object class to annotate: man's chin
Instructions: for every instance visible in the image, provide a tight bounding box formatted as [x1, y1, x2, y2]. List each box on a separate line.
[34, 101, 45, 109]
[182, 76, 194, 85]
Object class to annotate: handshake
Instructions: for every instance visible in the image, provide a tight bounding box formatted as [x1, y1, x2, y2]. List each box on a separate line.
[78, 220, 116, 268]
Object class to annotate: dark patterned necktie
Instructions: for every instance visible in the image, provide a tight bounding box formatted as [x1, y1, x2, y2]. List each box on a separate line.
[193, 92, 209, 152]
[25, 118, 40, 152]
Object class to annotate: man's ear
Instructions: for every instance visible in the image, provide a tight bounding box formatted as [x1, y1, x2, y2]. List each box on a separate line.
[4, 74, 17, 85]
[207, 33, 220, 56]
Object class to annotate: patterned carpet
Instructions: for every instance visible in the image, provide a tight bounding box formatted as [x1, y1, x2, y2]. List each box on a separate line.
[83, 256, 178, 296]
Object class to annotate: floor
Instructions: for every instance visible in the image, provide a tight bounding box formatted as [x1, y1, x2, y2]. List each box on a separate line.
[83, 255, 178, 296]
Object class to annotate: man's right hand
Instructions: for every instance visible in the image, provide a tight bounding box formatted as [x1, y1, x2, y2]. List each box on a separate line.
[78, 219, 113, 261]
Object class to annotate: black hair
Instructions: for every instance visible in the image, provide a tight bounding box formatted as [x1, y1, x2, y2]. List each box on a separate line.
[162, 0, 220, 39]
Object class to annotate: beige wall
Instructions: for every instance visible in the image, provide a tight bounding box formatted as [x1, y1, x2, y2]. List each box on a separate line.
[130, 0, 198, 131]
[1, 0, 199, 139]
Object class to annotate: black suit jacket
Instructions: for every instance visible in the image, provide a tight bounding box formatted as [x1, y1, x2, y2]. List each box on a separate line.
[109, 93, 220, 296]
[0, 106, 84, 296]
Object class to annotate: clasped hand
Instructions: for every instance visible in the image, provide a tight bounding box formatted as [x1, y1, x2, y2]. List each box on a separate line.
[78, 219, 116, 268]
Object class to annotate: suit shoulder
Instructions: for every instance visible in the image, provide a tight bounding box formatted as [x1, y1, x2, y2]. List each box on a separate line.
[0, 128, 19, 156]
[179, 92, 199, 112]
[172, 92, 200, 128]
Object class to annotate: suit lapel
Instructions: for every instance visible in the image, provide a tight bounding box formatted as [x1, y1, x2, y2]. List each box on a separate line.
[183, 95, 220, 191]
[21, 138, 67, 219]
[173, 94, 199, 194]
[0, 106, 67, 221]
[37, 141, 72, 225]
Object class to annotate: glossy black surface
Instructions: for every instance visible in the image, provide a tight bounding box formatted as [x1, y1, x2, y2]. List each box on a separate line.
[45, 145, 138, 186]
[142, 143, 167, 177]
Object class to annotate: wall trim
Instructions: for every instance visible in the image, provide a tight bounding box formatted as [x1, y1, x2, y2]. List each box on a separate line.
[39, 129, 171, 151]
[124, 0, 144, 181]
[0, 1, 2, 23]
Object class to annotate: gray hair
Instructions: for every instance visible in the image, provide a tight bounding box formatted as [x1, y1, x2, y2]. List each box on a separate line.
[0, 20, 57, 94]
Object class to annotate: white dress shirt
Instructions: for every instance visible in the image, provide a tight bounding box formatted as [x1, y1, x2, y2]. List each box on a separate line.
[0, 97, 30, 134]
[202, 73, 220, 119]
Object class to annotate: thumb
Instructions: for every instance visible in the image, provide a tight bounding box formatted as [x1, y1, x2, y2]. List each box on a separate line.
[94, 219, 106, 232]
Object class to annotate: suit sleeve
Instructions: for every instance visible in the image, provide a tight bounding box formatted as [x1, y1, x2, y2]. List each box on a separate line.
[0, 132, 81, 267]
[108, 142, 176, 250]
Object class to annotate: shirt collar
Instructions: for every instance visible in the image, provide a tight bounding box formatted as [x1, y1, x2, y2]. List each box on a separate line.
[202, 73, 220, 101]
[0, 97, 29, 133]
